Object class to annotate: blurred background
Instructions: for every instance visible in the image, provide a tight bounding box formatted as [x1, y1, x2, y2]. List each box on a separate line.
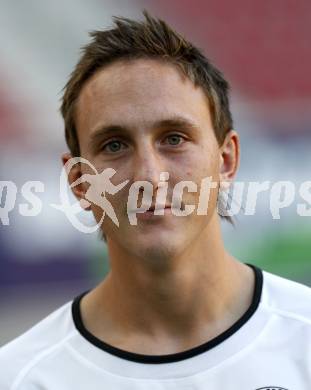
[1, 0, 310, 346]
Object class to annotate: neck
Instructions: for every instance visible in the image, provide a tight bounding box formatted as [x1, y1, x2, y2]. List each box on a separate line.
[81, 215, 255, 353]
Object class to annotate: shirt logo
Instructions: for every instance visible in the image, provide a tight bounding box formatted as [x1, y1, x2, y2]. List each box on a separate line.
[255, 387, 289, 390]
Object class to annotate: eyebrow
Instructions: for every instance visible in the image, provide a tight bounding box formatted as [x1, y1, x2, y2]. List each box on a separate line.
[88, 116, 199, 150]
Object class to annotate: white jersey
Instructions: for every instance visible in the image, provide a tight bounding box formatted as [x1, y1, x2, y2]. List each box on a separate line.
[1, 263, 311, 390]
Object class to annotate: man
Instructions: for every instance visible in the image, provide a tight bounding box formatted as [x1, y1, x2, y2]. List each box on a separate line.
[1, 10, 310, 389]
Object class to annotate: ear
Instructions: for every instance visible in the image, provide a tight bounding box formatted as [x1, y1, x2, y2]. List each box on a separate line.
[219, 130, 240, 190]
[61, 152, 92, 211]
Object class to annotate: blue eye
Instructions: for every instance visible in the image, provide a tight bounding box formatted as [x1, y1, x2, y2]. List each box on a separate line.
[166, 134, 183, 145]
[103, 140, 123, 153]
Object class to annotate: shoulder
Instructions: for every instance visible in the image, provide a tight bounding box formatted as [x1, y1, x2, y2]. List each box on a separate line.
[0, 299, 75, 389]
[261, 268, 311, 325]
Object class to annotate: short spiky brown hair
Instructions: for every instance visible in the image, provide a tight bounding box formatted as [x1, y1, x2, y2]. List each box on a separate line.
[60, 10, 235, 225]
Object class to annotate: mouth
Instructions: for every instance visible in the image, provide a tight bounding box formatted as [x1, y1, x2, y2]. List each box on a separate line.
[128, 205, 171, 213]
[128, 205, 173, 220]
[147, 205, 171, 212]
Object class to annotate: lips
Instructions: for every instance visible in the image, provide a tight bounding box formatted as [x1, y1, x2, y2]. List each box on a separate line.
[147, 205, 171, 211]
[127, 205, 172, 214]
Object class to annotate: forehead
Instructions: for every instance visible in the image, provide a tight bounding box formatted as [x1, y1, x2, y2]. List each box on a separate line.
[75, 58, 213, 138]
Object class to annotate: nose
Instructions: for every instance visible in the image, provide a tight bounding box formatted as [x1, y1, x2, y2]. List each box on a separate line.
[131, 142, 164, 189]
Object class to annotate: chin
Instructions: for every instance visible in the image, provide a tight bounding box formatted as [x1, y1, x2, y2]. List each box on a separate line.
[130, 231, 185, 263]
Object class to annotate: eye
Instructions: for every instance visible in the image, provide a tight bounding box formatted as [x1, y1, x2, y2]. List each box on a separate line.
[102, 140, 124, 153]
[165, 134, 184, 146]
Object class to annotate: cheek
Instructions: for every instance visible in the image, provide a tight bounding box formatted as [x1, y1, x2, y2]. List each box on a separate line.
[90, 190, 127, 235]
[178, 153, 220, 184]
[190, 139, 219, 169]
[176, 153, 220, 207]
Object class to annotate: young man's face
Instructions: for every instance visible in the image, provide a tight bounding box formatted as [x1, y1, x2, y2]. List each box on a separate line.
[68, 58, 238, 259]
